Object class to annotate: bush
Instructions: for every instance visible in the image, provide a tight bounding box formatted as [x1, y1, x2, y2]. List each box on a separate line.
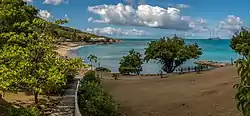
[8, 106, 40, 116]
[82, 71, 100, 84]
[96, 67, 111, 72]
[119, 49, 143, 75]
[78, 82, 118, 116]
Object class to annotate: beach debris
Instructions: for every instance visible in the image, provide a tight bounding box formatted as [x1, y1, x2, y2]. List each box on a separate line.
[112, 73, 120, 80]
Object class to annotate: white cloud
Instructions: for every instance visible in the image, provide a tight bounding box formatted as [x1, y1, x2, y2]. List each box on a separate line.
[88, 17, 93, 22]
[168, 3, 190, 9]
[23, 0, 33, 3]
[24, 0, 67, 5]
[64, 14, 70, 20]
[43, 0, 65, 5]
[175, 4, 190, 9]
[84, 27, 149, 36]
[38, 10, 53, 20]
[218, 15, 244, 33]
[189, 18, 209, 32]
[88, 3, 206, 31]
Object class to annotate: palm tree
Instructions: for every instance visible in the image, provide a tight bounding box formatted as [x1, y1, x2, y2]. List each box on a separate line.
[87, 54, 98, 70]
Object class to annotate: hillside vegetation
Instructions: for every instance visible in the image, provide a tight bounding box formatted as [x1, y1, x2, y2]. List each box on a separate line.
[52, 24, 116, 42]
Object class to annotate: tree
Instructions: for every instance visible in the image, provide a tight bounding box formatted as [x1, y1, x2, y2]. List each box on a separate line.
[232, 28, 250, 116]
[234, 57, 250, 116]
[88, 54, 98, 70]
[144, 36, 202, 73]
[119, 49, 143, 75]
[230, 28, 250, 57]
[0, 0, 85, 105]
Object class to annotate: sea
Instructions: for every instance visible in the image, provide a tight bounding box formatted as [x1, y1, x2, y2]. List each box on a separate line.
[74, 39, 242, 74]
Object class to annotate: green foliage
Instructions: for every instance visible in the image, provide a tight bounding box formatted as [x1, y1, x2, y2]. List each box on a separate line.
[81, 71, 100, 84]
[231, 28, 250, 115]
[88, 54, 98, 70]
[230, 28, 250, 57]
[78, 70, 118, 115]
[144, 36, 202, 73]
[234, 58, 250, 115]
[0, 0, 86, 104]
[55, 19, 68, 25]
[78, 81, 118, 116]
[51, 22, 115, 42]
[96, 67, 111, 72]
[8, 106, 40, 116]
[119, 49, 143, 75]
[88, 54, 98, 64]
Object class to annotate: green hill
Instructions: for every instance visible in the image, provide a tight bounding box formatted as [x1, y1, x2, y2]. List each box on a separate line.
[53, 24, 116, 43]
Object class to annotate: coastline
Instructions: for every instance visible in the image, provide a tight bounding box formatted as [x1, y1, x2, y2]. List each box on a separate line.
[54, 41, 118, 76]
[55, 40, 122, 57]
[55, 42, 90, 57]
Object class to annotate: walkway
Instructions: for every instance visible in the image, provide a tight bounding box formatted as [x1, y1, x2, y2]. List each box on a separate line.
[49, 76, 81, 116]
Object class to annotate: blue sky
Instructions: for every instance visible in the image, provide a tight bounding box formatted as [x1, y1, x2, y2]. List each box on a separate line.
[28, 0, 250, 39]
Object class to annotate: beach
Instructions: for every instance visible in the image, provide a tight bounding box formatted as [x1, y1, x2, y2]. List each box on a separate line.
[54, 42, 90, 57]
[101, 66, 241, 116]
[53, 39, 242, 116]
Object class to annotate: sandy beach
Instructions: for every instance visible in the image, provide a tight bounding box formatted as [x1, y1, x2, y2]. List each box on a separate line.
[102, 66, 241, 116]
[54, 42, 90, 57]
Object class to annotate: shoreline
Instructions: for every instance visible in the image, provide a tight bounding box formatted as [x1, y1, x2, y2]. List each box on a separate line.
[55, 41, 121, 57]
[55, 42, 90, 57]
[54, 41, 119, 76]
[54, 41, 233, 75]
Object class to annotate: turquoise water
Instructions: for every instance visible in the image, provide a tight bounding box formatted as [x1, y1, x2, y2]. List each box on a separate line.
[76, 39, 241, 74]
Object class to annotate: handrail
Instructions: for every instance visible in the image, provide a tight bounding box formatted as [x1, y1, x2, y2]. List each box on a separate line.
[75, 80, 82, 116]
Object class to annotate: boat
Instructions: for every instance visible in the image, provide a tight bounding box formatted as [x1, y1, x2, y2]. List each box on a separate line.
[208, 37, 221, 40]
[208, 30, 221, 40]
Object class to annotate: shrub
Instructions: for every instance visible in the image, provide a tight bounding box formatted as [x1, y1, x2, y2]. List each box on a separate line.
[96, 67, 111, 72]
[119, 49, 143, 75]
[82, 71, 100, 84]
[78, 82, 118, 116]
[234, 57, 250, 115]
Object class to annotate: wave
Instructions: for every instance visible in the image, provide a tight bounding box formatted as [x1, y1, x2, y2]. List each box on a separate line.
[99, 55, 123, 59]
[69, 46, 83, 50]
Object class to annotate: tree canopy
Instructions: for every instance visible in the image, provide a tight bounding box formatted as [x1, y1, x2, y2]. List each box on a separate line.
[119, 49, 143, 75]
[0, 0, 86, 105]
[87, 54, 98, 70]
[230, 28, 250, 57]
[231, 28, 250, 116]
[144, 36, 202, 73]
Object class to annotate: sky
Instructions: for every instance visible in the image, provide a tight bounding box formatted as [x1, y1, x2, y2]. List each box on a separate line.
[25, 0, 250, 39]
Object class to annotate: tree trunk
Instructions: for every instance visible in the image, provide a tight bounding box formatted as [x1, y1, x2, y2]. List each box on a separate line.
[34, 91, 38, 105]
[2, 90, 5, 97]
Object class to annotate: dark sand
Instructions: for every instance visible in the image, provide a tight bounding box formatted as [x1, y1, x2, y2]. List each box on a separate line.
[102, 66, 242, 116]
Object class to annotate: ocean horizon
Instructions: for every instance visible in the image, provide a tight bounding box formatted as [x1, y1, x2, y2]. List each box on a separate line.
[75, 38, 241, 74]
